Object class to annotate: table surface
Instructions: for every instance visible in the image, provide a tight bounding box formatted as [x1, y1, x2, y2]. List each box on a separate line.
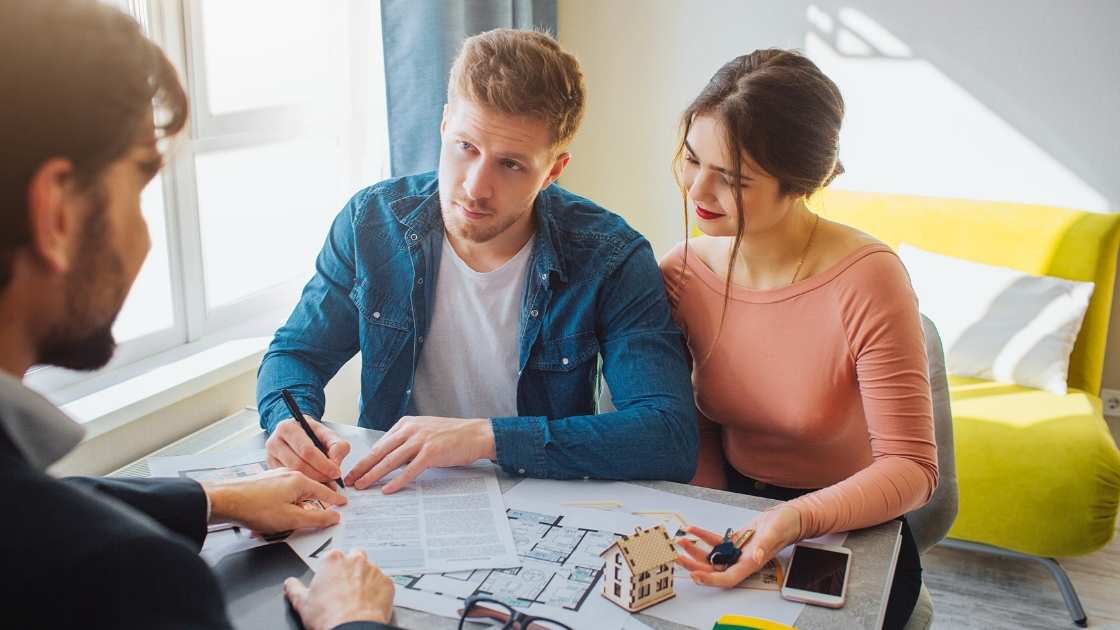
[119, 409, 900, 630]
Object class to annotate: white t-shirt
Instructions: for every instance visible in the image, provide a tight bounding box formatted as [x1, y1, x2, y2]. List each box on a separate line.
[410, 235, 533, 419]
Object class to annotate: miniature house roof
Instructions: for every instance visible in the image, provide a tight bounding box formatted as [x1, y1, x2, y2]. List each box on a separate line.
[599, 524, 677, 574]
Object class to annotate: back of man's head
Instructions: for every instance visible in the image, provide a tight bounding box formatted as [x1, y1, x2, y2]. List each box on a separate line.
[447, 28, 586, 150]
[0, 0, 188, 291]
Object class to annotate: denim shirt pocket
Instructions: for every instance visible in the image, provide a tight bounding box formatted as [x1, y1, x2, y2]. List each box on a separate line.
[526, 332, 600, 416]
[529, 332, 600, 371]
[349, 280, 411, 370]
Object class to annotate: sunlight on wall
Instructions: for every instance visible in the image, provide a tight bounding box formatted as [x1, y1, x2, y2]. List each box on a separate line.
[807, 5, 1108, 212]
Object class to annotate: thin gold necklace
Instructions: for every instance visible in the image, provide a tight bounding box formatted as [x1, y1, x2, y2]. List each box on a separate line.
[789, 212, 820, 286]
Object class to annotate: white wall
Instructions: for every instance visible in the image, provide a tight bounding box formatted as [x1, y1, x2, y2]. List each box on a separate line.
[557, 0, 1120, 391]
[322, 356, 364, 425]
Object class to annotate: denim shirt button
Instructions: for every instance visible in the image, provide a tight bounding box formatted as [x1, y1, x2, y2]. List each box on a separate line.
[582, 476, 589, 481]
[409, 233, 419, 242]
[561, 357, 570, 366]
[518, 468, 526, 475]
[419, 335, 425, 344]
[540, 273, 548, 281]
[530, 309, 539, 318]
[372, 311, 381, 319]
[417, 277, 424, 285]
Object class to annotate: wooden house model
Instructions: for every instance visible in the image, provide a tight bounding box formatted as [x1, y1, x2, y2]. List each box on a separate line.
[599, 524, 677, 612]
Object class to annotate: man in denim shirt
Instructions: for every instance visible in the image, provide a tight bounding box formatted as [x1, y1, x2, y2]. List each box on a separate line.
[258, 29, 696, 493]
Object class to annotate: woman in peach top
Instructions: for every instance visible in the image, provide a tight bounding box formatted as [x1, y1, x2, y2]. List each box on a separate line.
[663, 50, 938, 629]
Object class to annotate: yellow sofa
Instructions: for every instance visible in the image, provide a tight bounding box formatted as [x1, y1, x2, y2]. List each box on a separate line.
[810, 190, 1120, 560]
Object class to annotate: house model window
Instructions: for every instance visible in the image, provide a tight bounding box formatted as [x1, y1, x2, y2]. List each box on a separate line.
[598, 524, 677, 612]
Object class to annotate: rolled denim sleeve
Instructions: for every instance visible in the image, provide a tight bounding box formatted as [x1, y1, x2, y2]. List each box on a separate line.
[256, 191, 367, 433]
[491, 241, 698, 482]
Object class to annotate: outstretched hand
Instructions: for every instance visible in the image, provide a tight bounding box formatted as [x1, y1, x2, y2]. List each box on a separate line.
[345, 416, 496, 494]
[675, 505, 802, 588]
[202, 468, 348, 534]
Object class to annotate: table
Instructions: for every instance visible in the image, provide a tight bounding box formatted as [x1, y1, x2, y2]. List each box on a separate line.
[117, 409, 901, 630]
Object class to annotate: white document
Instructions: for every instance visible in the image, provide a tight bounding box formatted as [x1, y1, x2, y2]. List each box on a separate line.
[392, 501, 645, 630]
[295, 463, 522, 577]
[621, 616, 656, 630]
[147, 448, 269, 480]
[503, 478, 848, 630]
[150, 447, 521, 578]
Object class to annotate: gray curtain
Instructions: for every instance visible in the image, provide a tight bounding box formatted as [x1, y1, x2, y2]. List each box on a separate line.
[380, 0, 558, 177]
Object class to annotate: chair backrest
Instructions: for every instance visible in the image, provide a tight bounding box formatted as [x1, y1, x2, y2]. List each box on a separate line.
[908, 314, 959, 554]
[811, 189, 1120, 394]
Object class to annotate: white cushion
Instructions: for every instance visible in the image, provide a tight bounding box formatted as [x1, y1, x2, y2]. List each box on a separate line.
[898, 244, 1094, 395]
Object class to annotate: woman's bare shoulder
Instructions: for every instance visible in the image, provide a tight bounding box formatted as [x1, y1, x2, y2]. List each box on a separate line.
[686, 235, 727, 275]
[810, 219, 885, 270]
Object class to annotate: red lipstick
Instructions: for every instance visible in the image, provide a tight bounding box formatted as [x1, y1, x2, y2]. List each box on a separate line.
[695, 205, 724, 221]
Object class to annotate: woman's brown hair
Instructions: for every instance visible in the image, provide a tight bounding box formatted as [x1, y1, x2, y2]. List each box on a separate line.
[673, 49, 845, 359]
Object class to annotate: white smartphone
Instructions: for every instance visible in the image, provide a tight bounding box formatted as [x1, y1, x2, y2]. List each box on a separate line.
[779, 542, 852, 608]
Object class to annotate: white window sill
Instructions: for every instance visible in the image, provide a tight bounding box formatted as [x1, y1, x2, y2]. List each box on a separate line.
[59, 336, 271, 441]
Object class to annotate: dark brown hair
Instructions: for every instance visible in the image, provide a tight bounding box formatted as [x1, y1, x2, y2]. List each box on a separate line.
[448, 28, 586, 148]
[0, 0, 188, 290]
[673, 49, 845, 357]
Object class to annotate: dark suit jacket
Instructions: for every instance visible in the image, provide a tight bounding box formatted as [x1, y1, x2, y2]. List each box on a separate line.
[0, 424, 399, 629]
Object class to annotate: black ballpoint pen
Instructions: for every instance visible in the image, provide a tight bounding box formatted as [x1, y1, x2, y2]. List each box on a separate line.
[280, 388, 345, 488]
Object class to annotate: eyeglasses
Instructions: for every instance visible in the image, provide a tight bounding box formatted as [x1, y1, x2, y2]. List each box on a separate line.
[457, 596, 573, 630]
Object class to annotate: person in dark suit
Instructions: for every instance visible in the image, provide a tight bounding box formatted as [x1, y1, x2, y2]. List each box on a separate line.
[0, 1, 400, 628]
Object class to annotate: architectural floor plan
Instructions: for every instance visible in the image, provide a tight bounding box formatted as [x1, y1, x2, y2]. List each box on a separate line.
[395, 508, 619, 611]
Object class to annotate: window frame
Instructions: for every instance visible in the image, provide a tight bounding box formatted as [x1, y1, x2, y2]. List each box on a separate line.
[26, 0, 388, 406]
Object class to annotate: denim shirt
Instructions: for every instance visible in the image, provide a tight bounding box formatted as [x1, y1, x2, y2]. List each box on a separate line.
[257, 172, 698, 482]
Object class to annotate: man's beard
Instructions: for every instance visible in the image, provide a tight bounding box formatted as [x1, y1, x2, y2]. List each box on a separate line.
[38, 322, 116, 372]
[37, 191, 126, 371]
[442, 200, 528, 244]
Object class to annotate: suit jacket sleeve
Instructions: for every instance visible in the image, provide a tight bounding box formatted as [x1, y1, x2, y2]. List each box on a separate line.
[64, 476, 209, 549]
[67, 533, 231, 629]
[62, 477, 404, 629]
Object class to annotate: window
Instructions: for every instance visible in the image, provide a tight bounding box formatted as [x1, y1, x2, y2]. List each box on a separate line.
[27, 0, 389, 402]
[113, 177, 174, 343]
[639, 571, 650, 580]
[614, 566, 620, 580]
[613, 582, 621, 597]
[656, 577, 669, 591]
[616, 553, 622, 565]
[639, 584, 650, 598]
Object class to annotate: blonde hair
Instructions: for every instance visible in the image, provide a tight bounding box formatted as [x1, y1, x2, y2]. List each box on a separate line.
[447, 28, 586, 148]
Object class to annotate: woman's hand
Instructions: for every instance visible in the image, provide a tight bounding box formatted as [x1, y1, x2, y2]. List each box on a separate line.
[675, 505, 803, 588]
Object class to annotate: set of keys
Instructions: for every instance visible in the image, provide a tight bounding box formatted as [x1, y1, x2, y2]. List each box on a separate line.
[706, 528, 755, 571]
